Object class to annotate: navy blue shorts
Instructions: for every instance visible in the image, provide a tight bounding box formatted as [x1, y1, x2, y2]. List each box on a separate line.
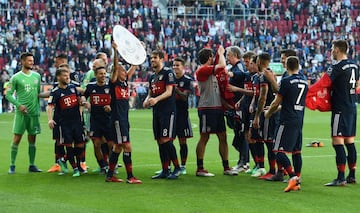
[239, 103, 251, 132]
[260, 111, 279, 143]
[153, 111, 176, 140]
[249, 113, 262, 142]
[273, 121, 303, 154]
[89, 117, 112, 141]
[58, 121, 85, 145]
[331, 111, 357, 137]
[198, 109, 226, 133]
[53, 125, 60, 140]
[110, 119, 130, 144]
[176, 111, 193, 138]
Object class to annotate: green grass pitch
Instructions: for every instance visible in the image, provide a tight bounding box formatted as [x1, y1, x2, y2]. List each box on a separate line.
[0, 108, 360, 212]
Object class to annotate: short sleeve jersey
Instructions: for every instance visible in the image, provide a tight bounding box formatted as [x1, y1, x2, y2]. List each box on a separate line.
[109, 79, 130, 120]
[148, 67, 176, 113]
[251, 73, 260, 110]
[259, 70, 276, 106]
[327, 59, 359, 112]
[241, 71, 253, 107]
[84, 81, 111, 122]
[48, 84, 81, 123]
[196, 65, 222, 109]
[175, 74, 193, 113]
[6, 70, 41, 116]
[278, 74, 308, 123]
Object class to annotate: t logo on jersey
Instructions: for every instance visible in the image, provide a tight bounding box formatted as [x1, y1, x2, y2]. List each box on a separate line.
[60, 94, 78, 109]
[64, 97, 72, 106]
[93, 96, 100, 104]
[25, 84, 31, 92]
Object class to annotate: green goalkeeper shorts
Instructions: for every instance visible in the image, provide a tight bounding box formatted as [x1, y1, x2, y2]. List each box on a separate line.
[13, 113, 41, 135]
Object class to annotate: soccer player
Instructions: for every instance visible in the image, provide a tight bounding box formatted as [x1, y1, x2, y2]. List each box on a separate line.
[227, 51, 256, 173]
[324, 40, 359, 186]
[173, 57, 193, 174]
[6, 52, 42, 174]
[46, 68, 85, 177]
[82, 56, 111, 173]
[46, 54, 84, 173]
[143, 50, 182, 179]
[265, 56, 308, 192]
[82, 52, 108, 88]
[105, 43, 142, 184]
[194, 46, 237, 177]
[264, 49, 298, 94]
[252, 53, 278, 179]
[225, 46, 249, 172]
[81, 66, 111, 175]
[265, 49, 297, 181]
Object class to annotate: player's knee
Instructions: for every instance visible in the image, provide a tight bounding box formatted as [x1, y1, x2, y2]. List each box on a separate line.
[113, 144, 122, 153]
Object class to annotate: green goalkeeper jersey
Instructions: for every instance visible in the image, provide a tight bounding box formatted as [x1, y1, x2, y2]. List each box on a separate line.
[81, 69, 95, 88]
[5, 70, 41, 116]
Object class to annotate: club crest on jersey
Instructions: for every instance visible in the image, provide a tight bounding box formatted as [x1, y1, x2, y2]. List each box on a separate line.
[71, 88, 75, 93]
[168, 73, 174, 82]
[326, 67, 332, 75]
[104, 88, 109, 94]
[34, 79, 38, 84]
[92, 90, 96, 93]
[179, 81, 184, 87]
[60, 93, 65, 97]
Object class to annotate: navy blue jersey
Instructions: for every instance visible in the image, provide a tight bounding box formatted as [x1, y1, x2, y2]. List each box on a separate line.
[327, 59, 359, 112]
[251, 73, 260, 110]
[109, 79, 129, 120]
[149, 67, 176, 113]
[278, 73, 308, 123]
[259, 70, 276, 106]
[53, 71, 82, 87]
[175, 74, 193, 113]
[281, 70, 305, 80]
[229, 61, 246, 102]
[48, 84, 81, 123]
[70, 71, 83, 87]
[83, 82, 111, 121]
[241, 71, 254, 107]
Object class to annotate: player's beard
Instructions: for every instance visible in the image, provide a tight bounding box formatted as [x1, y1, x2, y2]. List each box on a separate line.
[24, 65, 33, 70]
[61, 80, 69, 85]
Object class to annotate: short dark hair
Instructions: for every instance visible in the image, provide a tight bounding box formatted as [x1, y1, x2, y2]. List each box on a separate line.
[332, 40, 348, 54]
[286, 56, 299, 71]
[56, 53, 68, 60]
[151, 50, 164, 59]
[198, 48, 213, 65]
[20, 52, 34, 61]
[94, 66, 106, 75]
[258, 52, 271, 63]
[280, 49, 297, 57]
[55, 68, 69, 77]
[58, 63, 70, 69]
[173, 57, 185, 65]
[251, 55, 258, 63]
[243, 51, 256, 59]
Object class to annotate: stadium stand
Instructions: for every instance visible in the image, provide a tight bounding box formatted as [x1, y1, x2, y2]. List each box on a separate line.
[0, 0, 359, 110]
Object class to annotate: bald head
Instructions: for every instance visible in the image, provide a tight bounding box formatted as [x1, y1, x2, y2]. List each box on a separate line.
[92, 58, 106, 70]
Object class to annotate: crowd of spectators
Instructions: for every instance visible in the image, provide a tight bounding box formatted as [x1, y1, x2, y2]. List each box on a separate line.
[0, 0, 359, 112]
